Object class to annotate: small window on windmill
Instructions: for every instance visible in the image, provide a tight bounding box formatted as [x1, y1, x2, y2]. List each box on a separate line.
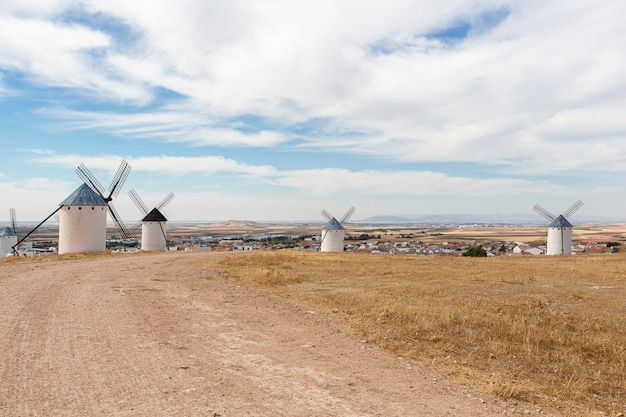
[91, 207, 94, 210]
[79, 207, 82, 210]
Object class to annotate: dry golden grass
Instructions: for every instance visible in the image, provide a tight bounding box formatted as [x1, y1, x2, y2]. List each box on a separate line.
[221, 251, 626, 416]
[1, 250, 166, 264]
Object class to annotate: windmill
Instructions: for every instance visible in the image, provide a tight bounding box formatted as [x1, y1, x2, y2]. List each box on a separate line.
[1, 208, 19, 256]
[128, 189, 174, 251]
[320, 206, 355, 252]
[10, 161, 132, 255]
[533, 199, 583, 255]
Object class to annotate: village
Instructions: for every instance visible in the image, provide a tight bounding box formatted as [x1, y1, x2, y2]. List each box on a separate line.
[165, 229, 620, 256]
[94, 220, 620, 257]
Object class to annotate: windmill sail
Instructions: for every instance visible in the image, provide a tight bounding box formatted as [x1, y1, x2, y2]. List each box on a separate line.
[563, 200, 584, 219]
[532, 204, 556, 222]
[321, 209, 333, 222]
[12, 206, 63, 255]
[128, 188, 149, 215]
[75, 160, 132, 238]
[339, 206, 355, 224]
[156, 192, 175, 211]
[9, 208, 17, 233]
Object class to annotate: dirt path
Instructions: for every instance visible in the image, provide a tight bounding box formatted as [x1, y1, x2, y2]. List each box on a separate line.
[0, 252, 535, 416]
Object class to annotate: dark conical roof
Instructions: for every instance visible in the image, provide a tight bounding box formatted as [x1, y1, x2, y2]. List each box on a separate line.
[1, 226, 17, 237]
[323, 217, 345, 231]
[60, 183, 107, 206]
[549, 214, 573, 228]
[142, 207, 167, 222]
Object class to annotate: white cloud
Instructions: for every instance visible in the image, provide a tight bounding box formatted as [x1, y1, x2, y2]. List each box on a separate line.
[39, 107, 291, 147]
[270, 168, 570, 196]
[0, 175, 76, 220]
[29, 151, 277, 177]
[2, 0, 626, 221]
[7, 147, 625, 220]
[20, 177, 75, 191]
[0, 0, 79, 16]
[0, 73, 7, 97]
[0, 5, 152, 102]
[7, 0, 620, 177]
[28, 150, 571, 197]
[129, 155, 277, 177]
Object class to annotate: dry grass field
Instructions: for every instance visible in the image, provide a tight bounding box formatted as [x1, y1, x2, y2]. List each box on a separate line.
[221, 251, 626, 417]
[341, 224, 626, 245]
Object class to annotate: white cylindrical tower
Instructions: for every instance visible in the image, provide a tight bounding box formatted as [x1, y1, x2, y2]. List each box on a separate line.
[546, 215, 573, 255]
[141, 208, 168, 251]
[1, 227, 18, 256]
[58, 183, 108, 254]
[320, 218, 345, 252]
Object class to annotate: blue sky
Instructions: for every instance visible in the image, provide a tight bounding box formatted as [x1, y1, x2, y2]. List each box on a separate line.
[1, 0, 626, 222]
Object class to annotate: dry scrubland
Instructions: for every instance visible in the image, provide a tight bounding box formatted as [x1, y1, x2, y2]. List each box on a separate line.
[221, 251, 626, 417]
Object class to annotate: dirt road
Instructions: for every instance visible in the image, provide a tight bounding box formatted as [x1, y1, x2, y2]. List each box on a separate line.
[0, 252, 532, 416]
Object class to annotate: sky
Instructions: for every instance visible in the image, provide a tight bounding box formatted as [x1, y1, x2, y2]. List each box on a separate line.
[1, 0, 626, 223]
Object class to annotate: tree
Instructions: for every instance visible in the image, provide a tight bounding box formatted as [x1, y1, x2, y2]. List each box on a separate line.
[462, 245, 488, 257]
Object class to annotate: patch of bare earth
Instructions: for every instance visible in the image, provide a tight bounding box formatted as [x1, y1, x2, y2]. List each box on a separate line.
[0, 252, 547, 416]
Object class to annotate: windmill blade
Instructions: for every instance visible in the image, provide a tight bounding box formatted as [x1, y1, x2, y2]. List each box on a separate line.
[9, 208, 17, 233]
[127, 221, 142, 239]
[107, 202, 129, 239]
[128, 189, 149, 215]
[572, 230, 583, 243]
[156, 192, 175, 211]
[320, 229, 328, 247]
[76, 163, 107, 200]
[159, 222, 167, 247]
[107, 160, 131, 199]
[321, 209, 333, 221]
[339, 206, 355, 224]
[532, 204, 556, 222]
[563, 199, 584, 219]
[12, 206, 62, 255]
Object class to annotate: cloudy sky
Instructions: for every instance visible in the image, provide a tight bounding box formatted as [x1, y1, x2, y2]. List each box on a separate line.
[1, 0, 625, 223]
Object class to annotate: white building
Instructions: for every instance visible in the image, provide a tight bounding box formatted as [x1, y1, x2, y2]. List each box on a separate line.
[0, 227, 17, 256]
[58, 183, 108, 254]
[320, 218, 346, 252]
[140, 208, 168, 251]
[546, 215, 573, 255]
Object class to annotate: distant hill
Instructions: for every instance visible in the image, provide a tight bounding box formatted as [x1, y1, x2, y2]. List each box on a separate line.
[358, 215, 415, 223]
[210, 220, 268, 229]
[356, 214, 626, 224]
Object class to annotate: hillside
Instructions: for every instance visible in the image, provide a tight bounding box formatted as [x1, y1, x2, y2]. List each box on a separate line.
[0, 252, 515, 417]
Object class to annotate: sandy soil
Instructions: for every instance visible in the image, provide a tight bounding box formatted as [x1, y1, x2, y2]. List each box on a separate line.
[0, 252, 552, 416]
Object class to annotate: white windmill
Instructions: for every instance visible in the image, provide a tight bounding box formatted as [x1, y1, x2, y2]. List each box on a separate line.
[533, 200, 584, 255]
[15, 161, 132, 255]
[1, 209, 18, 256]
[128, 189, 174, 251]
[60, 160, 132, 254]
[57, 183, 109, 254]
[320, 206, 355, 252]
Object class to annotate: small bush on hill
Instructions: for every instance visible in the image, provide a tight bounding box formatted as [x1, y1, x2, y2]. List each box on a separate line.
[462, 245, 488, 257]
